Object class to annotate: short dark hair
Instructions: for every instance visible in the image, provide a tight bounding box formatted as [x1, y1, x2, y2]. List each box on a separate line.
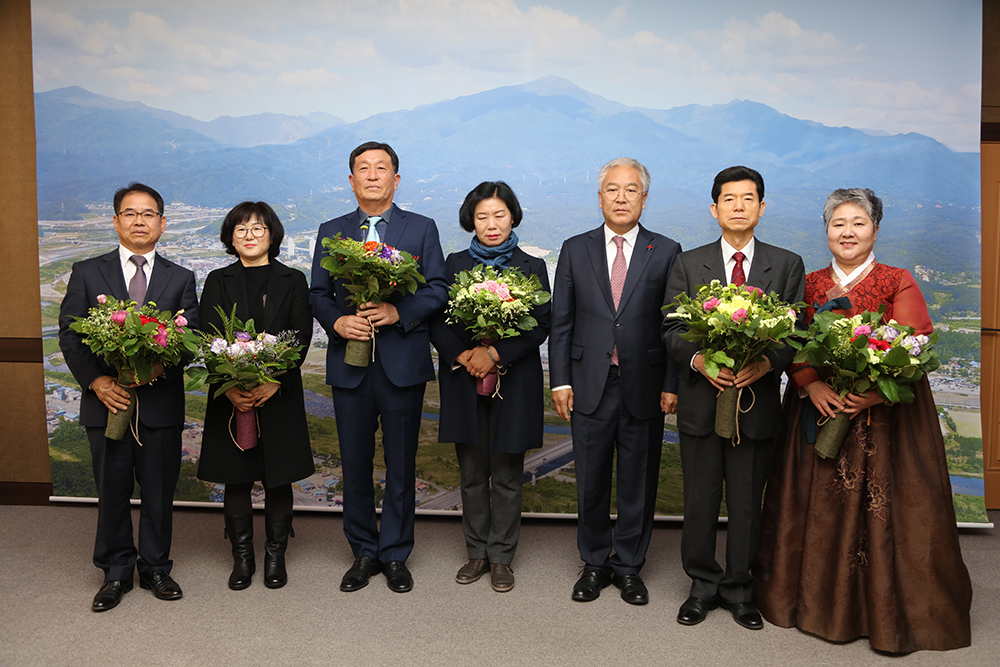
[349, 142, 399, 173]
[219, 201, 284, 258]
[113, 182, 164, 215]
[711, 166, 765, 203]
[458, 181, 523, 232]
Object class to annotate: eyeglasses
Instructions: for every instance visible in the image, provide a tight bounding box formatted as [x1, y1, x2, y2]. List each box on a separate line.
[118, 209, 162, 222]
[233, 225, 268, 239]
[602, 186, 644, 202]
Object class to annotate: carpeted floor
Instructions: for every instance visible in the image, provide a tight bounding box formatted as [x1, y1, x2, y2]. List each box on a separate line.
[0, 505, 996, 666]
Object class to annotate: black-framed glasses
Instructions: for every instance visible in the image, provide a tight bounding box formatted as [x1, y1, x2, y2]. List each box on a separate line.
[118, 209, 162, 222]
[601, 185, 644, 202]
[233, 225, 268, 239]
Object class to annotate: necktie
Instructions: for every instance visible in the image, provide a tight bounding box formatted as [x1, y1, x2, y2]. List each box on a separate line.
[610, 235, 626, 365]
[364, 216, 383, 243]
[731, 251, 746, 287]
[129, 255, 147, 304]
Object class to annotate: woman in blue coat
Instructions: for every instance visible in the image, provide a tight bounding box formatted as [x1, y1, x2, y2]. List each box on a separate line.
[430, 182, 551, 593]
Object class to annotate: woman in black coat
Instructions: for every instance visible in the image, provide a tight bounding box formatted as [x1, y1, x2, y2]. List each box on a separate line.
[430, 182, 551, 593]
[197, 201, 314, 590]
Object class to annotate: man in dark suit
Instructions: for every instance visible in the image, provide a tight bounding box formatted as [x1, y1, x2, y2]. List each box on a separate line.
[662, 166, 805, 630]
[310, 142, 448, 593]
[58, 183, 199, 612]
[549, 157, 681, 605]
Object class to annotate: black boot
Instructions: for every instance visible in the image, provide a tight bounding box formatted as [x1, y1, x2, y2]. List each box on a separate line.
[264, 513, 293, 589]
[224, 513, 255, 591]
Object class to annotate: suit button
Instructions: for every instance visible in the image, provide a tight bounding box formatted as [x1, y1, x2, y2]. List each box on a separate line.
[606, 352, 612, 358]
[614, 322, 620, 327]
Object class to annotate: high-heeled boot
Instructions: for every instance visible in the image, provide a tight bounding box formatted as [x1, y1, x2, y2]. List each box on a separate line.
[264, 513, 294, 589]
[224, 513, 255, 590]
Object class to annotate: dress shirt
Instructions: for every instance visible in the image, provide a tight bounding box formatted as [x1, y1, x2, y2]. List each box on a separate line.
[832, 252, 875, 285]
[358, 205, 393, 232]
[117, 245, 155, 293]
[721, 236, 755, 284]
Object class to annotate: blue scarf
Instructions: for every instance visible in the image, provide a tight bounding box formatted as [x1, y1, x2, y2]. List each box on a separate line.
[468, 231, 519, 269]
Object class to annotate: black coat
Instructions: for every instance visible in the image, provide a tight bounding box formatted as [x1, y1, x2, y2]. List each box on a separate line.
[196, 260, 316, 487]
[430, 248, 551, 454]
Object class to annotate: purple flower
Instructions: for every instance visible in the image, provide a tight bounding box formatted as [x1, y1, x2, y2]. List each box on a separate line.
[111, 311, 127, 326]
[732, 308, 748, 323]
[210, 338, 228, 354]
[96, 294, 108, 305]
[235, 331, 252, 342]
[901, 335, 923, 356]
[878, 325, 900, 341]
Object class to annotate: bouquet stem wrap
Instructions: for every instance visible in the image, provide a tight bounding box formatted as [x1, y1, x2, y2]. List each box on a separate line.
[231, 406, 259, 451]
[344, 339, 373, 367]
[105, 369, 137, 441]
[715, 386, 739, 440]
[814, 411, 851, 459]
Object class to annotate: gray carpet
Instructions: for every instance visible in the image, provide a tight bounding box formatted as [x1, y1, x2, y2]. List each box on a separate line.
[0, 505, 996, 666]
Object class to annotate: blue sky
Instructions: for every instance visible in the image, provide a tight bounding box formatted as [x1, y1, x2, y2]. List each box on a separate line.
[31, 0, 982, 151]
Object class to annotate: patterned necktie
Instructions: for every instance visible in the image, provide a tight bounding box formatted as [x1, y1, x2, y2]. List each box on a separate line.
[365, 216, 383, 243]
[129, 255, 147, 304]
[610, 235, 626, 365]
[731, 251, 746, 287]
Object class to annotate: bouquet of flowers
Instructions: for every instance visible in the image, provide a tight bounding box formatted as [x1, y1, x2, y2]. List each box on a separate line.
[665, 280, 802, 440]
[186, 304, 304, 451]
[790, 307, 940, 458]
[320, 233, 425, 366]
[68, 294, 199, 440]
[445, 264, 551, 396]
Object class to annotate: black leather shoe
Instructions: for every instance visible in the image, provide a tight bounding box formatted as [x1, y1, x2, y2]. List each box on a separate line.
[138, 570, 183, 601]
[613, 573, 649, 605]
[92, 580, 133, 612]
[571, 566, 613, 602]
[677, 596, 718, 625]
[340, 556, 382, 592]
[721, 601, 763, 630]
[384, 560, 413, 593]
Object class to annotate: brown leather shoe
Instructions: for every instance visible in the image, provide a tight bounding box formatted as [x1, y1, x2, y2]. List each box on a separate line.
[455, 558, 490, 584]
[490, 563, 515, 592]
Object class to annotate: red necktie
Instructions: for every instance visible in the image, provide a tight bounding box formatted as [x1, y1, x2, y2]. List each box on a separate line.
[611, 236, 626, 365]
[731, 251, 746, 287]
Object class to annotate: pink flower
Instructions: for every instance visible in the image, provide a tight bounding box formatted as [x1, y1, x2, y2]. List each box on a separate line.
[853, 324, 872, 337]
[496, 284, 512, 301]
[732, 308, 748, 323]
[153, 326, 168, 348]
[745, 285, 764, 297]
[96, 294, 108, 305]
[174, 315, 188, 327]
[703, 297, 720, 311]
[111, 311, 127, 326]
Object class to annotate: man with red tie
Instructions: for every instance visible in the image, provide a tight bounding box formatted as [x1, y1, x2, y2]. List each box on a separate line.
[549, 157, 681, 606]
[662, 166, 805, 630]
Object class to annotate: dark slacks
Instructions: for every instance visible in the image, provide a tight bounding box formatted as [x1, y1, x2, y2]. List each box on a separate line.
[679, 430, 775, 604]
[87, 424, 182, 582]
[571, 372, 663, 576]
[332, 359, 425, 563]
[455, 395, 525, 565]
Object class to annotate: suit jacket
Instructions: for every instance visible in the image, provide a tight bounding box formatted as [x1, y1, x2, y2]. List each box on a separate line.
[430, 248, 551, 453]
[662, 238, 805, 439]
[196, 260, 316, 486]
[309, 204, 449, 389]
[58, 248, 199, 429]
[549, 224, 681, 420]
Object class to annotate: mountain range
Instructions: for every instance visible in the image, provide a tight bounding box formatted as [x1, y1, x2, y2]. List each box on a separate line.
[34, 77, 980, 271]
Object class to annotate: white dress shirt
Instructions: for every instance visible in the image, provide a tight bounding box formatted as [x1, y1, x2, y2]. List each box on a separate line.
[117, 245, 156, 293]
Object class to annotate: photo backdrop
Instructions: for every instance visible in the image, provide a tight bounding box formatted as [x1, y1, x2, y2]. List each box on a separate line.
[33, 0, 988, 522]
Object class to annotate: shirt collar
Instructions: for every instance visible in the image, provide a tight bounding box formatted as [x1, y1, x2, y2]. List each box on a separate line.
[358, 205, 393, 226]
[604, 223, 640, 247]
[832, 252, 876, 284]
[118, 245, 156, 269]
[721, 236, 755, 265]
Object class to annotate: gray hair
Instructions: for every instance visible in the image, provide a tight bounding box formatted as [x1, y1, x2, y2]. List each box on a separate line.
[597, 157, 651, 194]
[823, 188, 883, 228]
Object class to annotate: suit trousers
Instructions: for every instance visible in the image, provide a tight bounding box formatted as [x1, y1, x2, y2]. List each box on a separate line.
[332, 359, 425, 563]
[87, 423, 182, 581]
[455, 396, 525, 565]
[572, 372, 663, 576]
[679, 430, 775, 604]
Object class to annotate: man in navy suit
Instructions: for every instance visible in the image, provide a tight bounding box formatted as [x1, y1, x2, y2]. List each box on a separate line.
[662, 166, 805, 630]
[549, 158, 681, 605]
[58, 183, 199, 612]
[310, 142, 448, 593]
